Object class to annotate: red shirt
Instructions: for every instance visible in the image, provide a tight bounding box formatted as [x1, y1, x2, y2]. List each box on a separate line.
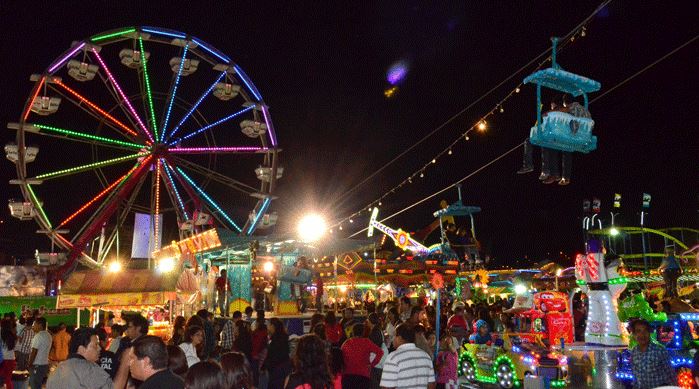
[341, 337, 383, 378]
[326, 323, 343, 344]
[215, 276, 229, 293]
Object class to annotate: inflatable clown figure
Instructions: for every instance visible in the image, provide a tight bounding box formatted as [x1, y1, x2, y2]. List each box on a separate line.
[575, 239, 628, 346]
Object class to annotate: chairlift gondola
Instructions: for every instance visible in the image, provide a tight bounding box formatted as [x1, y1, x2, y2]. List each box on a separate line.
[524, 38, 601, 153]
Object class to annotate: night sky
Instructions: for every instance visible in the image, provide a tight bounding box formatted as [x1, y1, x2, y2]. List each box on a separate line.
[1, 2, 697, 267]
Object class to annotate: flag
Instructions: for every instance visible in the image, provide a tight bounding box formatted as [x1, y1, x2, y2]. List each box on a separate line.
[613, 193, 621, 208]
[592, 198, 601, 213]
[642, 193, 651, 208]
[583, 199, 591, 213]
[131, 213, 163, 259]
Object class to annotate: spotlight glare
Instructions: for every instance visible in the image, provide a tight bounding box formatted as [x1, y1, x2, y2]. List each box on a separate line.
[107, 261, 121, 273]
[298, 214, 327, 242]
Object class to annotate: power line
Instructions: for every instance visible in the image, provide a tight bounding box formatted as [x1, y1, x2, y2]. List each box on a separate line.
[344, 31, 698, 238]
[333, 0, 612, 208]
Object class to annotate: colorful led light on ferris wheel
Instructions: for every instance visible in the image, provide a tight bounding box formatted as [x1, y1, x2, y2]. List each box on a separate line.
[234, 65, 262, 101]
[191, 38, 230, 63]
[48, 42, 86, 73]
[138, 37, 158, 140]
[168, 146, 264, 153]
[161, 44, 189, 141]
[35, 152, 147, 179]
[91, 48, 154, 143]
[174, 167, 242, 232]
[141, 27, 186, 39]
[167, 72, 225, 140]
[175, 105, 255, 143]
[162, 161, 189, 221]
[261, 105, 277, 147]
[32, 123, 144, 149]
[91, 28, 137, 42]
[247, 197, 271, 235]
[26, 185, 52, 228]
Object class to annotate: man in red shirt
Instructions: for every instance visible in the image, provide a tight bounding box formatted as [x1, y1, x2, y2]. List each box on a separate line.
[341, 323, 383, 387]
[447, 304, 469, 345]
[215, 269, 230, 317]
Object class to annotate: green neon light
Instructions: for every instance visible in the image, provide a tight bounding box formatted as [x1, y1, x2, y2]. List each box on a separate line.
[26, 185, 52, 228]
[608, 277, 628, 285]
[138, 37, 158, 140]
[35, 152, 147, 179]
[91, 28, 136, 42]
[33, 124, 144, 149]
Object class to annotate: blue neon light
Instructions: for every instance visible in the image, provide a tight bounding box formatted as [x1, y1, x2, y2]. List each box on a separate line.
[162, 161, 189, 221]
[141, 27, 187, 39]
[175, 167, 242, 232]
[192, 38, 230, 63]
[161, 44, 189, 141]
[167, 72, 226, 141]
[234, 65, 262, 101]
[247, 198, 271, 235]
[173, 105, 254, 144]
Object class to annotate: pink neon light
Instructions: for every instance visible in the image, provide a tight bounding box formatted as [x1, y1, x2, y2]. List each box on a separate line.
[91, 48, 154, 143]
[49, 42, 86, 73]
[168, 146, 265, 153]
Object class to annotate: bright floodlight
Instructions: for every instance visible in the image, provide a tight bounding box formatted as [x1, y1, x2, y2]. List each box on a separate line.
[298, 214, 327, 242]
[158, 257, 176, 273]
[514, 284, 528, 295]
[263, 261, 274, 273]
[556, 269, 563, 277]
[610, 227, 620, 236]
[107, 261, 122, 273]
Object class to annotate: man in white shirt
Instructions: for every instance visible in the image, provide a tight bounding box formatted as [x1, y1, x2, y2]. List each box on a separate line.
[28, 317, 52, 389]
[380, 324, 435, 389]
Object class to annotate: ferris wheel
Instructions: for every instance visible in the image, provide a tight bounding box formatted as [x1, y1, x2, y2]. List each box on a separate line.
[6, 27, 280, 278]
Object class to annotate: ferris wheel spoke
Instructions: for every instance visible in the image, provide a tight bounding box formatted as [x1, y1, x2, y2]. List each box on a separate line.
[152, 160, 162, 249]
[137, 37, 159, 142]
[244, 197, 272, 235]
[161, 160, 190, 222]
[91, 48, 154, 143]
[171, 156, 257, 194]
[29, 152, 149, 181]
[26, 184, 53, 229]
[160, 43, 189, 142]
[26, 123, 145, 150]
[173, 166, 243, 232]
[165, 72, 226, 141]
[57, 157, 152, 229]
[170, 105, 254, 145]
[168, 146, 270, 154]
[50, 81, 140, 140]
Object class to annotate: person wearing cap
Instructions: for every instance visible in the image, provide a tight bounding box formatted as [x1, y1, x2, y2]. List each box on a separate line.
[658, 245, 682, 298]
[447, 303, 469, 345]
[469, 320, 492, 345]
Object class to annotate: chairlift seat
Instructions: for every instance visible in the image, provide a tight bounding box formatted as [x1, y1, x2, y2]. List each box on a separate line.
[433, 201, 481, 217]
[529, 111, 597, 153]
[31, 96, 61, 116]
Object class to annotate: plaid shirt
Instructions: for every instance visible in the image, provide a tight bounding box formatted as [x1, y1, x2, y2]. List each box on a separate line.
[631, 342, 676, 389]
[17, 326, 34, 354]
[220, 320, 235, 351]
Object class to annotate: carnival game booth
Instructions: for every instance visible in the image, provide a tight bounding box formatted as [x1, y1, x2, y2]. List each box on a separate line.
[57, 268, 199, 338]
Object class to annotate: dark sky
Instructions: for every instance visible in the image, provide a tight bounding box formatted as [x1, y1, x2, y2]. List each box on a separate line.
[1, 1, 697, 267]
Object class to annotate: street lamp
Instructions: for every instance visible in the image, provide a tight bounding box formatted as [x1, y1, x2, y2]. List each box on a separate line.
[263, 261, 274, 273]
[157, 257, 176, 273]
[297, 214, 327, 242]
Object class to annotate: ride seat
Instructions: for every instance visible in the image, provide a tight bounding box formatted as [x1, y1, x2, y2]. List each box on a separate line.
[530, 111, 597, 153]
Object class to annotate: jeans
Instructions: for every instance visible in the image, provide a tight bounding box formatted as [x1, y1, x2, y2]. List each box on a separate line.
[29, 364, 48, 389]
[217, 290, 229, 317]
[542, 148, 572, 179]
[663, 268, 682, 298]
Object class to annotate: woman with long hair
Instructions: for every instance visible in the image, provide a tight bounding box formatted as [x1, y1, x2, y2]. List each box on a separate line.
[233, 320, 253, 362]
[324, 312, 342, 345]
[166, 344, 189, 380]
[0, 318, 18, 389]
[285, 334, 333, 389]
[221, 351, 254, 389]
[264, 318, 292, 389]
[169, 316, 186, 346]
[179, 325, 204, 367]
[184, 360, 226, 389]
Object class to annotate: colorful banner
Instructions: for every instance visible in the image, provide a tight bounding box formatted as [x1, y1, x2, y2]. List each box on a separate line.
[131, 212, 163, 258]
[57, 291, 176, 308]
[0, 296, 88, 326]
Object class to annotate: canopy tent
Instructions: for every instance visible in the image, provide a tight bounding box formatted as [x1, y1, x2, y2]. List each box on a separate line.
[57, 269, 198, 308]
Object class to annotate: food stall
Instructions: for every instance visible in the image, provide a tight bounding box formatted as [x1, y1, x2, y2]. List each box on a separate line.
[56, 268, 199, 338]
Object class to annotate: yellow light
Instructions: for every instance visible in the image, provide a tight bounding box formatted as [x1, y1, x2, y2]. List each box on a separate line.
[107, 261, 122, 273]
[610, 227, 619, 236]
[263, 261, 274, 273]
[556, 269, 563, 277]
[477, 120, 487, 131]
[514, 284, 527, 295]
[158, 257, 176, 273]
[298, 214, 327, 242]
[339, 285, 348, 293]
